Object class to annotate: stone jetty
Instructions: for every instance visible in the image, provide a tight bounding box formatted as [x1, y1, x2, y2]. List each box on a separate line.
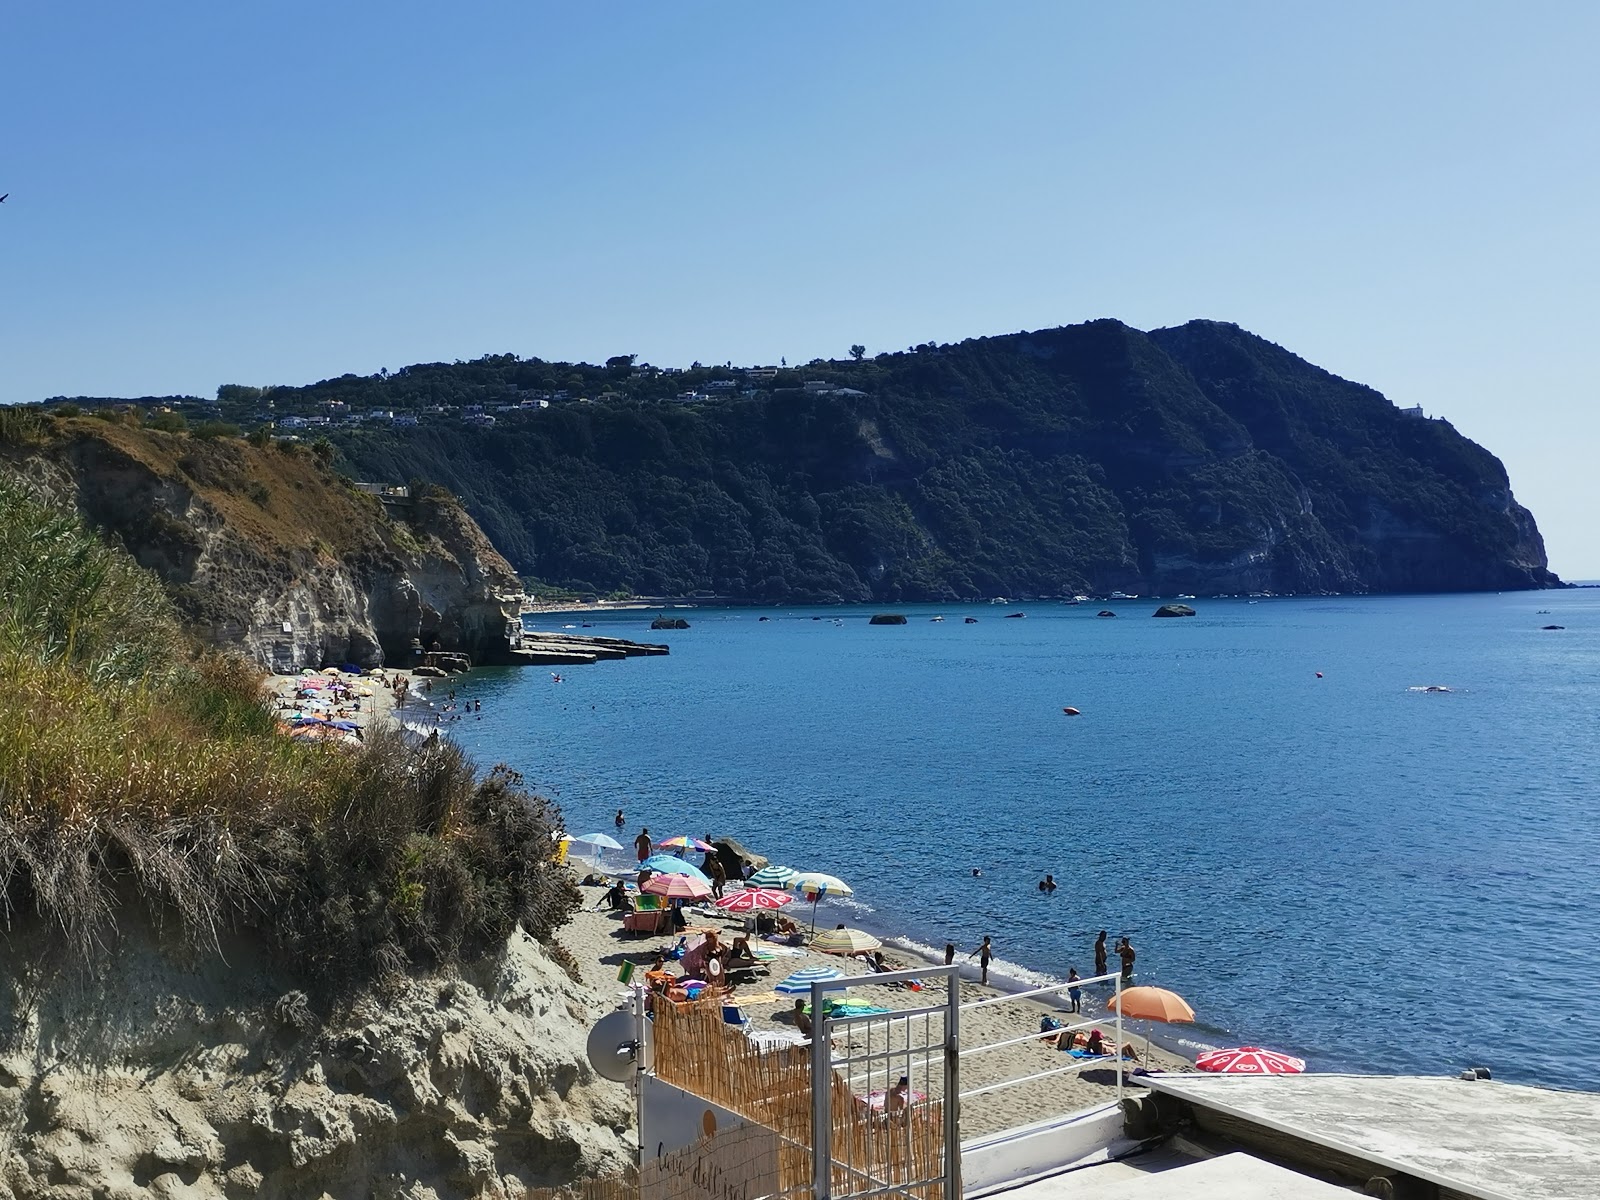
[507, 630, 671, 667]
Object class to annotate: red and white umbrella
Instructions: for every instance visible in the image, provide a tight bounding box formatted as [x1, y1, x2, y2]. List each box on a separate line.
[1195, 1046, 1306, 1074]
[714, 887, 794, 912]
[644, 873, 713, 901]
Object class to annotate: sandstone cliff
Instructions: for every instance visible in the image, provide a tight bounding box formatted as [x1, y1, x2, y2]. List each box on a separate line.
[0, 915, 631, 1200]
[3, 420, 525, 671]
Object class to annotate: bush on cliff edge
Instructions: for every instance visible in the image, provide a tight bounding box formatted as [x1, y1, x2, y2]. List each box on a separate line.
[0, 482, 578, 986]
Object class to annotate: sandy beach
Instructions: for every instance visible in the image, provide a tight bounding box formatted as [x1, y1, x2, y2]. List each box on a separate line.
[269, 670, 1192, 1141]
[556, 863, 1191, 1142]
[263, 666, 413, 739]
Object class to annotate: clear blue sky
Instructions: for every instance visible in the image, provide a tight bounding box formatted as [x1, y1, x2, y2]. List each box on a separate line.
[3, 2, 1597, 573]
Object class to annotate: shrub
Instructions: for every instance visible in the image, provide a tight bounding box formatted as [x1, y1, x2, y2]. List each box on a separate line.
[147, 411, 188, 434]
[192, 419, 241, 440]
[0, 484, 578, 987]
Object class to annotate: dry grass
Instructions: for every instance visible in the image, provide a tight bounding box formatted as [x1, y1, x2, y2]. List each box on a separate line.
[0, 481, 578, 984]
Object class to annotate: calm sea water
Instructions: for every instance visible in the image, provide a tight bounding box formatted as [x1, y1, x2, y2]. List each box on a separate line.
[431, 591, 1600, 1090]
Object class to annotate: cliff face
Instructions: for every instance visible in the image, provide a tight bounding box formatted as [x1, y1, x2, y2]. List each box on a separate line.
[322, 319, 1556, 600]
[4, 422, 525, 670]
[0, 916, 631, 1200]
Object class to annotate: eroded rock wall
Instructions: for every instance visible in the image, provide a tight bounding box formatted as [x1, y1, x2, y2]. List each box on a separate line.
[0, 919, 631, 1200]
[3, 424, 526, 672]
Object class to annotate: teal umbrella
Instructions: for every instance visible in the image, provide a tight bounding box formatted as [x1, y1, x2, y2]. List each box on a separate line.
[640, 854, 709, 882]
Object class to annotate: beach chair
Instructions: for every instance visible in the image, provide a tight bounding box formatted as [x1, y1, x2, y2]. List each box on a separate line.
[721, 1004, 750, 1029]
[623, 909, 670, 936]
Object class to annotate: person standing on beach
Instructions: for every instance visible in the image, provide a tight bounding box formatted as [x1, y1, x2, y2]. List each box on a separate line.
[944, 943, 955, 966]
[1094, 931, 1108, 977]
[969, 935, 994, 985]
[706, 855, 727, 899]
[1067, 967, 1082, 1012]
[1116, 936, 1136, 983]
[635, 827, 653, 863]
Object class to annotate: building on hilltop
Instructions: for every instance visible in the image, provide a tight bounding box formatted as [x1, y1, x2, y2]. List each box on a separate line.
[1400, 404, 1427, 419]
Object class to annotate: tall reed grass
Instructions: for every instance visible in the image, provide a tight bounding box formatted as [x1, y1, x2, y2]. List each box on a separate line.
[0, 483, 577, 983]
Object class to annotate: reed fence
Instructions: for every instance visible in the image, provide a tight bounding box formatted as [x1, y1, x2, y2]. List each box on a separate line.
[651, 998, 949, 1200]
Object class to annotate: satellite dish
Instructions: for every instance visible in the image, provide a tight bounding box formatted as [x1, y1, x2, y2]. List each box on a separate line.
[587, 1010, 650, 1083]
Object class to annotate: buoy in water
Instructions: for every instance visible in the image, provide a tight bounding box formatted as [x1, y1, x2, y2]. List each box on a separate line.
[1062, 707, 1081, 716]
[1315, 672, 1324, 678]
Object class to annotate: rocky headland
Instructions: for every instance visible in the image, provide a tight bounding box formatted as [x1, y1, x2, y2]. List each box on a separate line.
[1, 417, 527, 672]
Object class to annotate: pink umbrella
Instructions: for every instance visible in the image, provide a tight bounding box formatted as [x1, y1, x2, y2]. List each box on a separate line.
[644, 873, 713, 901]
[714, 887, 794, 912]
[1195, 1046, 1306, 1074]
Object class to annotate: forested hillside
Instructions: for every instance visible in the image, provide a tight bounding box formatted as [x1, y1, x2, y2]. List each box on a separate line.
[311, 320, 1552, 600]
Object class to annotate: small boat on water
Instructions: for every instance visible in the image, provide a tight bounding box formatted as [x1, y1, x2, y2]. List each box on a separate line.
[964, 616, 978, 624]
[930, 615, 944, 622]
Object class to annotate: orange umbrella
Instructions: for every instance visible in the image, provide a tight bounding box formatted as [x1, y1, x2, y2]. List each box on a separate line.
[1104, 986, 1195, 1064]
[1104, 986, 1195, 1023]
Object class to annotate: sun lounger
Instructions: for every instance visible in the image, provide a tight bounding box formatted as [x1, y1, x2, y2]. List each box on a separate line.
[624, 909, 670, 935]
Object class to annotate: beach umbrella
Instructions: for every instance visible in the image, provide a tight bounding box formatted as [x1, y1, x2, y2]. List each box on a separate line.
[748, 864, 798, 889]
[571, 833, 624, 850]
[656, 835, 714, 852]
[1104, 987, 1195, 1023]
[1196, 1046, 1306, 1075]
[812, 926, 881, 956]
[1105, 986, 1195, 1064]
[714, 888, 793, 912]
[794, 872, 852, 898]
[775, 965, 844, 995]
[644, 873, 713, 901]
[640, 855, 710, 881]
[793, 872, 853, 930]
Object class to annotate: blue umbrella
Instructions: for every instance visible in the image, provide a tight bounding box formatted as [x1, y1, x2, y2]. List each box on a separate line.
[775, 965, 844, 995]
[640, 855, 710, 882]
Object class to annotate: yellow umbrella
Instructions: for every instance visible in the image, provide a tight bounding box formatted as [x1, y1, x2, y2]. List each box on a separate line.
[812, 926, 881, 956]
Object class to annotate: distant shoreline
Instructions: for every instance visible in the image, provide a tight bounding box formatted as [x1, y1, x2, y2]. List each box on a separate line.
[521, 585, 1571, 616]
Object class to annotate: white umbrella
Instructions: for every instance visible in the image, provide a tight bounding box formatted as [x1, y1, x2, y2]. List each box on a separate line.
[571, 833, 624, 850]
[792, 872, 853, 930]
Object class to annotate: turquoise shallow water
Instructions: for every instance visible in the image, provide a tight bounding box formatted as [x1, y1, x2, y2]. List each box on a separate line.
[430, 591, 1600, 1089]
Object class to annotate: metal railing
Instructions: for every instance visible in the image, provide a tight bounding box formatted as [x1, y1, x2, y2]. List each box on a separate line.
[956, 969, 1126, 1107]
[811, 965, 961, 1200]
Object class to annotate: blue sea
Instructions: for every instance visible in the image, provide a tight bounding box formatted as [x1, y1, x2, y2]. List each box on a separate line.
[430, 591, 1600, 1091]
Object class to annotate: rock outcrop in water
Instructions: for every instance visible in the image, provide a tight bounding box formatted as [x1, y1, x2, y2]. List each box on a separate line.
[2, 420, 526, 671]
[0, 914, 631, 1200]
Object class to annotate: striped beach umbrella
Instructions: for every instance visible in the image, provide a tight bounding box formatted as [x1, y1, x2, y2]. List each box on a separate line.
[775, 965, 844, 995]
[656, 835, 714, 852]
[812, 926, 881, 956]
[644, 873, 713, 901]
[1196, 1046, 1306, 1075]
[748, 864, 798, 889]
[793, 872, 852, 899]
[792, 872, 853, 930]
[714, 887, 793, 912]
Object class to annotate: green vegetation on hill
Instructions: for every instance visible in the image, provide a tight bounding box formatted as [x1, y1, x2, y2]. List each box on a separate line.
[38, 319, 1556, 599]
[312, 320, 1552, 599]
[0, 482, 576, 984]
